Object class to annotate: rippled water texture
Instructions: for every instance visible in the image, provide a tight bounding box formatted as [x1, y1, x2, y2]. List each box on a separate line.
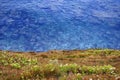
[0, 0, 120, 51]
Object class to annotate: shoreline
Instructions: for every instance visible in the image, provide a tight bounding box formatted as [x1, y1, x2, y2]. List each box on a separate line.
[0, 48, 119, 53]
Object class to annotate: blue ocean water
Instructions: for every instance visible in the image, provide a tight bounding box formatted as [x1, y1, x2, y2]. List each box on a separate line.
[0, 0, 120, 52]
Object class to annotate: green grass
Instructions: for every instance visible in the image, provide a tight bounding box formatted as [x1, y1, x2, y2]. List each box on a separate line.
[0, 51, 38, 69]
[20, 62, 116, 80]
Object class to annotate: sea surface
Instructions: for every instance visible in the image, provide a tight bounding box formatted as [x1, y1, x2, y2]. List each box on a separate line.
[0, 0, 120, 52]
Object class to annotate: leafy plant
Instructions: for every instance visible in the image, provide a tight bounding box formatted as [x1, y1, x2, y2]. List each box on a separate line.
[60, 63, 79, 73]
[10, 63, 21, 69]
[0, 52, 38, 69]
[75, 73, 82, 80]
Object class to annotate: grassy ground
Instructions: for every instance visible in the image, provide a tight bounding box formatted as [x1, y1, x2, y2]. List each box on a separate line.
[0, 49, 120, 80]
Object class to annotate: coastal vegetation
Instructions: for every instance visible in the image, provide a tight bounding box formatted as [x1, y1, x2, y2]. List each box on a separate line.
[0, 49, 120, 80]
